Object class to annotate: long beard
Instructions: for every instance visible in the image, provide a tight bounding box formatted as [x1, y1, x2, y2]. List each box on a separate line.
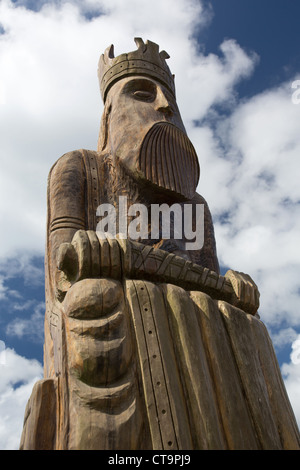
[138, 122, 200, 200]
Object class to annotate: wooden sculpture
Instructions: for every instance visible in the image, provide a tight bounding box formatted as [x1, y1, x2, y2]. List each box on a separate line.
[20, 38, 300, 450]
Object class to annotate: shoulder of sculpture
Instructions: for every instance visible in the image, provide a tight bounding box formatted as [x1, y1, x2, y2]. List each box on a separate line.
[48, 149, 100, 180]
[190, 192, 209, 208]
[48, 150, 82, 176]
[190, 192, 215, 223]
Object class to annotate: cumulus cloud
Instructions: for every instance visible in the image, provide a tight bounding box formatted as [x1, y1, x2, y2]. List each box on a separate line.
[0, 0, 258, 259]
[190, 81, 300, 329]
[6, 301, 45, 342]
[176, 38, 258, 124]
[0, 346, 43, 450]
[0, 255, 44, 287]
[282, 335, 300, 427]
[272, 327, 299, 350]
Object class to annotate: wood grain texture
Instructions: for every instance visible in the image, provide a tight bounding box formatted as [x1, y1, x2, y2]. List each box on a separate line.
[139, 122, 199, 199]
[19, 40, 300, 450]
[21, 260, 300, 449]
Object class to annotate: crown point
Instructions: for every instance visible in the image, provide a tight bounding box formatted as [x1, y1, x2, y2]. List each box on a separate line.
[145, 39, 159, 54]
[99, 38, 175, 102]
[134, 37, 146, 52]
[160, 50, 170, 60]
[104, 44, 115, 62]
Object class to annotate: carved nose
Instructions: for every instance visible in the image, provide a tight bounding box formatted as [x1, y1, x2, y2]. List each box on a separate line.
[155, 88, 173, 116]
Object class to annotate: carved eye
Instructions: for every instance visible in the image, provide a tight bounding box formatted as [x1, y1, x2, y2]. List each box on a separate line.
[132, 90, 155, 102]
[122, 78, 157, 102]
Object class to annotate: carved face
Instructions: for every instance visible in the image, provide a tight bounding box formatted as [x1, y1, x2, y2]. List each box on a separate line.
[102, 75, 199, 199]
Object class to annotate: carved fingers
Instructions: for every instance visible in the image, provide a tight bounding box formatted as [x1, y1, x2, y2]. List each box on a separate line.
[56, 230, 127, 288]
[56, 229, 260, 318]
[224, 269, 260, 316]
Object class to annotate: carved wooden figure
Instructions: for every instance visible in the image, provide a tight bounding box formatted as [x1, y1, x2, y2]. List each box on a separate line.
[20, 39, 300, 450]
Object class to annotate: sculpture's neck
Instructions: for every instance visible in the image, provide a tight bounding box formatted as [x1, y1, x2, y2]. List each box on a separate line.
[102, 153, 187, 207]
[99, 153, 188, 253]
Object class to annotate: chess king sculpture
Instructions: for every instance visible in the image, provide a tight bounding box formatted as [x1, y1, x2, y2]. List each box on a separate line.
[20, 39, 300, 450]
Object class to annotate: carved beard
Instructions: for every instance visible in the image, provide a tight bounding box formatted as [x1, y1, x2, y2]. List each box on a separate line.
[138, 122, 200, 200]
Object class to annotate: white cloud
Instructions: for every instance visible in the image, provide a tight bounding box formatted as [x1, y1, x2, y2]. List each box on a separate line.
[6, 301, 45, 342]
[282, 335, 300, 427]
[0, 277, 9, 301]
[0, 0, 259, 259]
[176, 38, 258, 124]
[291, 337, 300, 365]
[0, 275, 23, 301]
[0, 256, 44, 313]
[190, 81, 300, 329]
[272, 327, 299, 349]
[0, 346, 43, 450]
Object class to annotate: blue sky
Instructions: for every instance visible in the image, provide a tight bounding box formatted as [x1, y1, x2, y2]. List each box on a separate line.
[203, 0, 300, 96]
[0, 0, 300, 449]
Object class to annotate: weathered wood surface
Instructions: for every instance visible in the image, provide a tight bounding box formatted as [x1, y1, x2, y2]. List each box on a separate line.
[20, 38, 300, 450]
[20, 378, 57, 450]
[21, 271, 300, 449]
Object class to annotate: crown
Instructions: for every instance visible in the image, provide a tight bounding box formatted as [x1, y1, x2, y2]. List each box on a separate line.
[98, 38, 175, 102]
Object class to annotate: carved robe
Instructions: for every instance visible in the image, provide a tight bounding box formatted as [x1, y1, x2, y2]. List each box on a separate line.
[20, 149, 300, 450]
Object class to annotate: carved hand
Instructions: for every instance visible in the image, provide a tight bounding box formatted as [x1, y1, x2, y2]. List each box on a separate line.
[224, 270, 260, 316]
[56, 230, 260, 316]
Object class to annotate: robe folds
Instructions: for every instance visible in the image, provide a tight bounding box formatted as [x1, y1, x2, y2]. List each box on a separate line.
[20, 276, 300, 450]
[20, 149, 300, 450]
